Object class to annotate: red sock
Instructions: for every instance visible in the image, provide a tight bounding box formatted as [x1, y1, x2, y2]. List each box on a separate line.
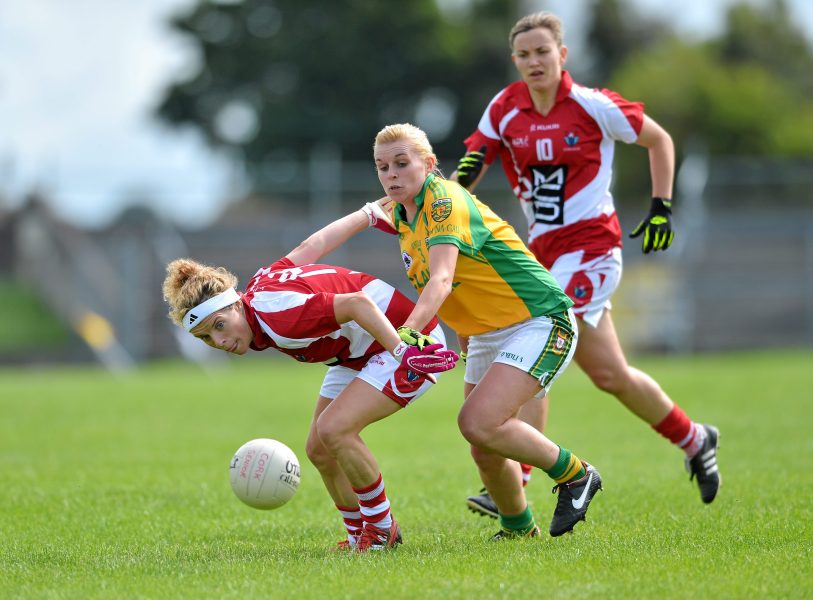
[520, 463, 532, 487]
[335, 504, 362, 543]
[653, 405, 705, 457]
[353, 473, 392, 529]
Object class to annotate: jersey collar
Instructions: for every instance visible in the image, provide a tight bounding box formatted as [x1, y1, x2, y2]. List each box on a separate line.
[517, 69, 573, 110]
[393, 173, 434, 230]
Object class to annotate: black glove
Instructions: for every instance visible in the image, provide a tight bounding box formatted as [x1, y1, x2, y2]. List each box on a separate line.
[396, 326, 436, 351]
[455, 145, 487, 189]
[629, 197, 674, 254]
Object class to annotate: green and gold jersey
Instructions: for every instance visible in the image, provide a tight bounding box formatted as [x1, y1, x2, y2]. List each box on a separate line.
[393, 174, 573, 336]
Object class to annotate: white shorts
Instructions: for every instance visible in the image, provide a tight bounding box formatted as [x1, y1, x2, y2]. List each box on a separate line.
[464, 310, 578, 397]
[319, 323, 447, 408]
[547, 248, 622, 328]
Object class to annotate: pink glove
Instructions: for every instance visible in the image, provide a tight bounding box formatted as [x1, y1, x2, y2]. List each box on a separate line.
[392, 342, 459, 380]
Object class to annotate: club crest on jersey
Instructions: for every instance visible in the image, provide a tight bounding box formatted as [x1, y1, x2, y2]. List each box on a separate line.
[401, 251, 413, 272]
[431, 198, 452, 222]
[552, 329, 569, 354]
[564, 132, 580, 147]
[406, 370, 420, 382]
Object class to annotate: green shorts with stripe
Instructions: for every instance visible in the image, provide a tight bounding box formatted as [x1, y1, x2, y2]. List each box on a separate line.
[464, 309, 578, 395]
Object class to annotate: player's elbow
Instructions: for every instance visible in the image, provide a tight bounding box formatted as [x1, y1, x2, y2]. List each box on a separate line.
[429, 273, 454, 297]
[334, 291, 374, 324]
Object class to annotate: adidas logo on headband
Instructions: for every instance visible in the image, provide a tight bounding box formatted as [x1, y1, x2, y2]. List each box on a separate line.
[182, 288, 241, 331]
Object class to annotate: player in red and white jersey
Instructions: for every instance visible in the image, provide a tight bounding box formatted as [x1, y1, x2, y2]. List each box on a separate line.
[162, 210, 458, 552]
[465, 71, 642, 269]
[242, 258, 435, 373]
[454, 11, 720, 514]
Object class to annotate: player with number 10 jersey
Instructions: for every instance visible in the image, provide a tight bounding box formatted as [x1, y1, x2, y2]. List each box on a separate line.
[463, 70, 643, 269]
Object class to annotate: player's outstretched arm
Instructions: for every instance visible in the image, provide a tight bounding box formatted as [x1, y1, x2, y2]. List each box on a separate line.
[286, 199, 392, 266]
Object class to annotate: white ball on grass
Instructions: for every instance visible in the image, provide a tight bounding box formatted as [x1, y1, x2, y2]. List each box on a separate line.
[229, 438, 300, 509]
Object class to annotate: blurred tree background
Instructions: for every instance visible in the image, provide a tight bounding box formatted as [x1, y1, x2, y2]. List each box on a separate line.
[156, 0, 813, 206]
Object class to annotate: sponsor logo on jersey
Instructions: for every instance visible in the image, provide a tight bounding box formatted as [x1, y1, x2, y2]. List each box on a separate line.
[526, 164, 567, 225]
[531, 123, 560, 131]
[431, 198, 452, 222]
[401, 251, 413, 272]
[564, 132, 580, 147]
[512, 135, 529, 147]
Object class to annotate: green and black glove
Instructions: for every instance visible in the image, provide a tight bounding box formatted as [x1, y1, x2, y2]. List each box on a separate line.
[629, 197, 674, 254]
[397, 326, 436, 351]
[455, 145, 487, 189]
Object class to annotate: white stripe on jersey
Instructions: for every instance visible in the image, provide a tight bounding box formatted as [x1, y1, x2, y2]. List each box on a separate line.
[252, 289, 313, 312]
[477, 89, 505, 140]
[250, 280, 396, 359]
[568, 83, 639, 143]
[497, 107, 520, 141]
[361, 278, 397, 313]
[250, 290, 318, 349]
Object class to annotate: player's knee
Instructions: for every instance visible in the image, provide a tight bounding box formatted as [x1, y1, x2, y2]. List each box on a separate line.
[305, 432, 333, 468]
[587, 366, 627, 395]
[458, 409, 493, 447]
[314, 414, 348, 455]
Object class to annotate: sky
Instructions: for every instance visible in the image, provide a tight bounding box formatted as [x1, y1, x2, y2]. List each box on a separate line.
[1, 0, 811, 229]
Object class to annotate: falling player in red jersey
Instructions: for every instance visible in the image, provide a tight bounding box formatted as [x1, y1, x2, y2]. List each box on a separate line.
[454, 11, 720, 516]
[162, 207, 458, 552]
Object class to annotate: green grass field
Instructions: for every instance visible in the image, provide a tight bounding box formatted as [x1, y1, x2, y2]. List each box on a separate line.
[2, 351, 812, 599]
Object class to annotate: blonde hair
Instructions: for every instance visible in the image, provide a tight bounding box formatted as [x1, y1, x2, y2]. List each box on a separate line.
[374, 123, 442, 176]
[162, 258, 239, 327]
[509, 11, 564, 49]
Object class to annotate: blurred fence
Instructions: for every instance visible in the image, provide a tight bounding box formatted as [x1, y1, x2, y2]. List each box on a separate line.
[4, 155, 813, 367]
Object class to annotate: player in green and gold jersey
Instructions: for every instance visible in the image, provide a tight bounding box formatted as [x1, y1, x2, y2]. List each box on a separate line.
[368, 123, 602, 539]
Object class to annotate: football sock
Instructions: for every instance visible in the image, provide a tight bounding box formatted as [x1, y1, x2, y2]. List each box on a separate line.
[353, 473, 393, 530]
[653, 405, 708, 459]
[544, 446, 586, 484]
[335, 504, 363, 545]
[520, 463, 532, 487]
[499, 505, 536, 534]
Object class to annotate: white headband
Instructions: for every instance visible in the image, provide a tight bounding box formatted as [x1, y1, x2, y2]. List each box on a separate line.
[182, 288, 241, 331]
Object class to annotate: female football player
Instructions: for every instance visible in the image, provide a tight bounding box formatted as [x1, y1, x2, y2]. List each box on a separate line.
[453, 11, 720, 516]
[162, 209, 458, 552]
[315, 123, 604, 539]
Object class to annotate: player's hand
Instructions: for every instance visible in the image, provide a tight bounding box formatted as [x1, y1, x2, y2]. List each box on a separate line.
[629, 197, 674, 254]
[455, 145, 487, 189]
[361, 197, 398, 235]
[392, 342, 459, 377]
[397, 326, 436, 350]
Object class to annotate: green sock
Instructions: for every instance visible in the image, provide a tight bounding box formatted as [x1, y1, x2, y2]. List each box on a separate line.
[499, 505, 535, 533]
[544, 446, 586, 484]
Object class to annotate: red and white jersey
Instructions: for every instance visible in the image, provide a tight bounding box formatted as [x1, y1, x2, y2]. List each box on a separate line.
[241, 258, 437, 371]
[464, 70, 644, 268]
